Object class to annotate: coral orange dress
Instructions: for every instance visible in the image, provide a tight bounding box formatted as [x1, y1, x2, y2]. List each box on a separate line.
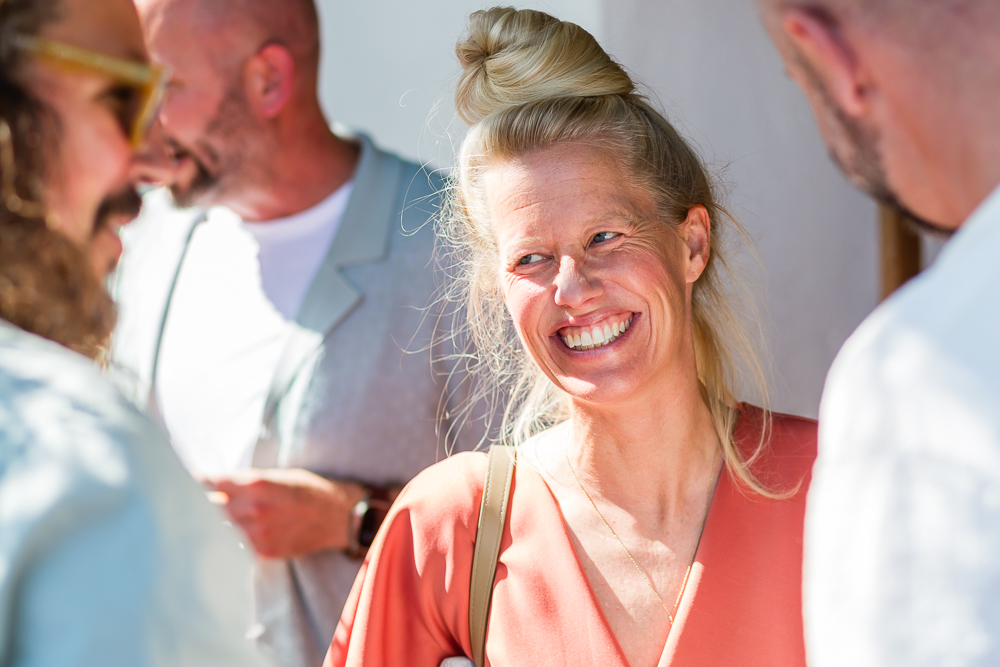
[325, 407, 816, 666]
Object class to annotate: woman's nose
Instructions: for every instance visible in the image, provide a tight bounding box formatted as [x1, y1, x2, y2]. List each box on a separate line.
[553, 255, 602, 307]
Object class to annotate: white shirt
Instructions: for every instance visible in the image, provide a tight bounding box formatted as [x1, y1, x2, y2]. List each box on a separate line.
[0, 321, 271, 667]
[806, 184, 1000, 666]
[156, 184, 351, 476]
[240, 182, 353, 320]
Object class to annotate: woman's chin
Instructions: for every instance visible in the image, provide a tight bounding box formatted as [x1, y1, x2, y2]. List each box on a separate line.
[552, 370, 648, 407]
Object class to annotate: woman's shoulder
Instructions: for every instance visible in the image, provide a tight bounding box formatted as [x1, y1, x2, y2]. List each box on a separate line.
[735, 403, 818, 491]
[388, 450, 491, 536]
[735, 403, 816, 452]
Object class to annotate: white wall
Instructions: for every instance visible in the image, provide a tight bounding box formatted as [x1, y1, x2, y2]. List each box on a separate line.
[316, 0, 881, 418]
[315, 0, 602, 166]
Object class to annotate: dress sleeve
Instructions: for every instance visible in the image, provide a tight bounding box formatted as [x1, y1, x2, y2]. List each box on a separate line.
[325, 453, 486, 667]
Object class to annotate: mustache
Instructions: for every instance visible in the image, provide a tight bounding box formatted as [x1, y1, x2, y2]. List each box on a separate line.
[94, 188, 143, 235]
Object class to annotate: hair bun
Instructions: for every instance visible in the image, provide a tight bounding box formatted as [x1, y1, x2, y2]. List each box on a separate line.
[455, 7, 635, 125]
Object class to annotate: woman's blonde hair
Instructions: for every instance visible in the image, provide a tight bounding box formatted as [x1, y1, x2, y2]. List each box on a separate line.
[440, 7, 777, 496]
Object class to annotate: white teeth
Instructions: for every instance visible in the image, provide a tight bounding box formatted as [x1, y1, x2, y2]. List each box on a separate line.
[561, 315, 635, 351]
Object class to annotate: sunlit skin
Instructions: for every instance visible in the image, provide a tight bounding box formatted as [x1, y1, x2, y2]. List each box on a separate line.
[136, 0, 358, 220]
[137, 0, 247, 203]
[87, 213, 129, 277]
[487, 142, 721, 667]
[129, 0, 367, 559]
[492, 152, 697, 408]
[25, 0, 156, 277]
[758, 4, 1000, 230]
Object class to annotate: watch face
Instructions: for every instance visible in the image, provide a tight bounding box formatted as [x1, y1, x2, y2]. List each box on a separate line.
[358, 505, 385, 548]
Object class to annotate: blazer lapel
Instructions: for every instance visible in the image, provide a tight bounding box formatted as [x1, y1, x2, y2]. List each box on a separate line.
[250, 135, 408, 467]
[295, 134, 406, 336]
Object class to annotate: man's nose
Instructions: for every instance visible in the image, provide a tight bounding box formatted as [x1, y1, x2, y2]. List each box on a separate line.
[129, 120, 176, 188]
[553, 255, 602, 308]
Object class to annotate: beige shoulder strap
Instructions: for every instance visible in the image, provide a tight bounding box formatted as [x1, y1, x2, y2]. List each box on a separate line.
[469, 445, 515, 667]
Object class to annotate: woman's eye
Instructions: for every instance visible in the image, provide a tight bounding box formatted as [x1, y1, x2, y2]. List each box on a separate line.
[591, 231, 620, 245]
[517, 253, 546, 266]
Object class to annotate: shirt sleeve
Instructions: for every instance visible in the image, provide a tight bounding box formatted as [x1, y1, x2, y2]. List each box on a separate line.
[806, 319, 1000, 667]
[325, 454, 485, 667]
[2, 484, 163, 667]
[0, 425, 273, 667]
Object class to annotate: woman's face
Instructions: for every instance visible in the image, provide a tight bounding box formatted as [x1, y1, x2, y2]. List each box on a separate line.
[487, 142, 711, 407]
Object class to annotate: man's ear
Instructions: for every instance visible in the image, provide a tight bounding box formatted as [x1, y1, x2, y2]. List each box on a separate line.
[781, 7, 870, 118]
[245, 43, 296, 119]
[679, 204, 711, 284]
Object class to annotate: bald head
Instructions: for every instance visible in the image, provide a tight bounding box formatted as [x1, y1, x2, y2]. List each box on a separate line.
[760, 0, 1000, 52]
[138, 0, 320, 79]
[134, 0, 352, 218]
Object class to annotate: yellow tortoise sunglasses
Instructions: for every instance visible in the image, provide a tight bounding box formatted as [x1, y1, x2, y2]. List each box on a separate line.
[14, 35, 171, 149]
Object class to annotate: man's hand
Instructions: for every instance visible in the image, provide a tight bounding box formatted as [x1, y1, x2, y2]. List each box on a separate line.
[202, 468, 368, 560]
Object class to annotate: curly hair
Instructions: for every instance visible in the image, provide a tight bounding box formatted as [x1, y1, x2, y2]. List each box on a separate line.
[0, 0, 117, 360]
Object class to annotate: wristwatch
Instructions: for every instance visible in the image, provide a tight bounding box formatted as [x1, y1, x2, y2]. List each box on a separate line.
[347, 485, 400, 559]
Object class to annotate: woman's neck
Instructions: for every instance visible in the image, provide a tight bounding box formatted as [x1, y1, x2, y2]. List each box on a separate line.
[565, 370, 720, 526]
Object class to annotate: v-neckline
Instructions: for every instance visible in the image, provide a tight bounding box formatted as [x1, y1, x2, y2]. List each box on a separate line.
[524, 459, 729, 667]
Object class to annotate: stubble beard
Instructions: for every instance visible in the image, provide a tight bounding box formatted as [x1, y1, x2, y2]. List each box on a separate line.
[798, 55, 952, 237]
[167, 83, 254, 209]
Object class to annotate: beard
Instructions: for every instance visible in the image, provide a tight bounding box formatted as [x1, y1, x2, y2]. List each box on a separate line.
[0, 216, 117, 361]
[94, 187, 142, 234]
[165, 83, 254, 209]
[0, 186, 140, 359]
[167, 136, 225, 208]
[797, 55, 953, 238]
[88, 187, 143, 277]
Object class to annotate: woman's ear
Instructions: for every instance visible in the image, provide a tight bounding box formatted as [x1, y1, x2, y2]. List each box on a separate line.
[679, 204, 711, 283]
[245, 43, 296, 119]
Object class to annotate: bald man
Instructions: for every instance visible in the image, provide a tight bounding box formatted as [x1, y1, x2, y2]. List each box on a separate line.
[755, 2, 1000, 665]
[110, 0, 484, 664]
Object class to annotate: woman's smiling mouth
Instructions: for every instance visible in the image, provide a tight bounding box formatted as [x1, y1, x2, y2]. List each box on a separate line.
[559, 314, 634, 351]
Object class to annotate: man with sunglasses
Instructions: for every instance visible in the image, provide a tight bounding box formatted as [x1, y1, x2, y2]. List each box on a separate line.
[111, 0, 488, 664]
[0, 0, 272, 663]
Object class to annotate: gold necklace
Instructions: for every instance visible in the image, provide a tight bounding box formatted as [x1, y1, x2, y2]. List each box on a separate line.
[565, 446, 719, 626]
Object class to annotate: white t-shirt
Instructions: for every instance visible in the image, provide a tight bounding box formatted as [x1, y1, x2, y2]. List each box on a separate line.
[156, 183, 352, 476]
[806, 184, 1000, 666]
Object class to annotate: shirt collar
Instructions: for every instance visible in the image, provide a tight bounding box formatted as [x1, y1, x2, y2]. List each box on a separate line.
[932, 181, 1000, 271]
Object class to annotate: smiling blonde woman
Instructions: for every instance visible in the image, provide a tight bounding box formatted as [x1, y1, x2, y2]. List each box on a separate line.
[325, 8, 816, 667]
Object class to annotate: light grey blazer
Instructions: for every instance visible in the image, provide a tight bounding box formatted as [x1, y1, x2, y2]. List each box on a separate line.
[111, 135, 487, 667]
